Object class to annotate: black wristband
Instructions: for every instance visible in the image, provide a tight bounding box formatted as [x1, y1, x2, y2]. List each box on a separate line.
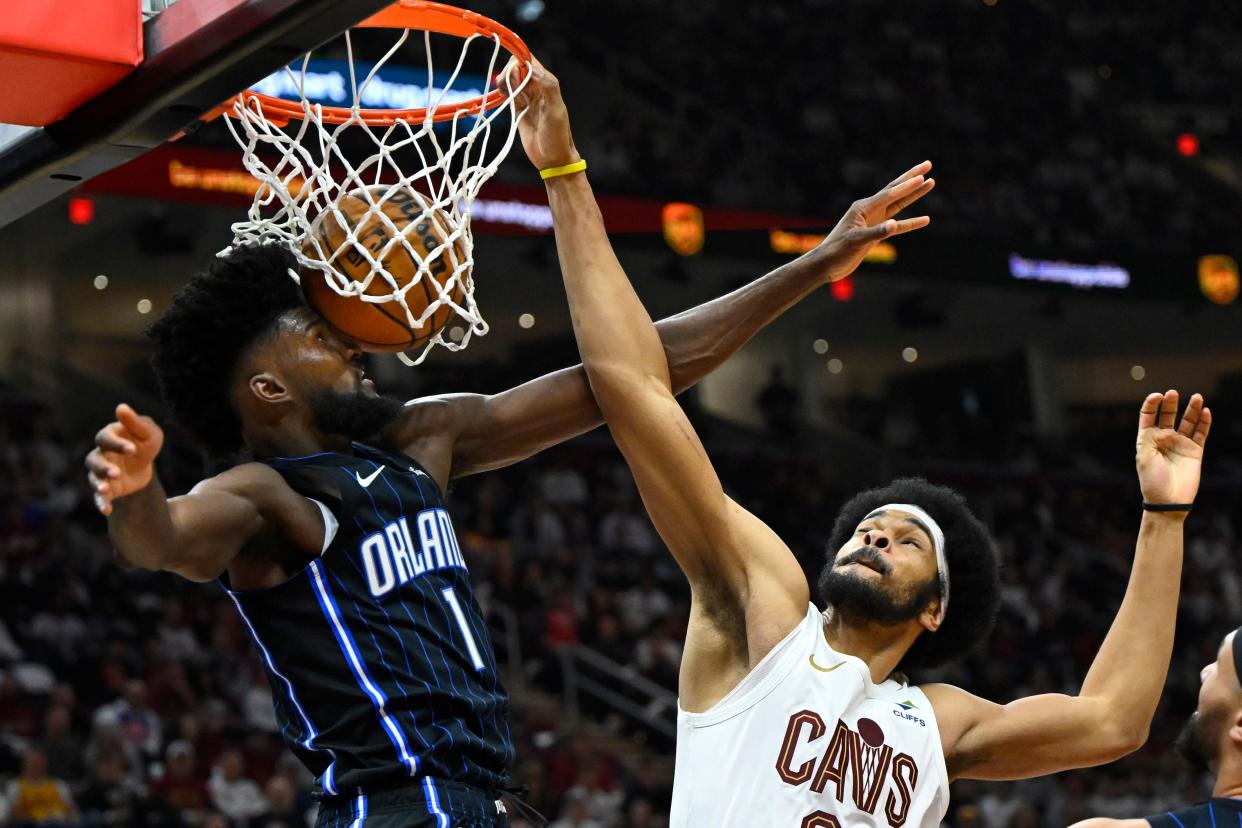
[1142, 501, 1193, 512]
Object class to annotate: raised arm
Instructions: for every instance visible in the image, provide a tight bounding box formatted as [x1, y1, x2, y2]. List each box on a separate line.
[925, 391, 1211, 781]
[410, 242, 868, 481]
[507, 60, 933, 707]
[398, 115, 935, 485]
[86, 404, 322, 582]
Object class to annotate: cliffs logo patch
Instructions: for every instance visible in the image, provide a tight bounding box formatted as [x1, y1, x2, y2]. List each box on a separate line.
[892, 699, 926, 727]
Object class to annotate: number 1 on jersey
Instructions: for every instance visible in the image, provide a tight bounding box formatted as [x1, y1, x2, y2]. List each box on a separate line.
[441, 587, 485, 672]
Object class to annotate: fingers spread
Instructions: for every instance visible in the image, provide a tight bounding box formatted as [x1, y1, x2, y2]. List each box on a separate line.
[1158, 390, 1179, 430]
[884, 160, 933, 190]
[883, 216, 931, 238]
[1176, 393, 1205, 438]
[1137, 392, 1162, 430]
[886, 178, 936, 218]
[1194, 406, 1212, 447]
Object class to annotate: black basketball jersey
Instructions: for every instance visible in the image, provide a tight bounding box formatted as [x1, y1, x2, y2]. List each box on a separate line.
[221, 442, 513, 796]
[1146, 798, 1242, 827]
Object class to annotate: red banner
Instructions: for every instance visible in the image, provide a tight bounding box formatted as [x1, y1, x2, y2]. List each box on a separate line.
[82, 144, 826, 237]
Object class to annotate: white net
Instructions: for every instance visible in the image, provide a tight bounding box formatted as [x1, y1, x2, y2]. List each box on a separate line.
[220, 24, 529, 365]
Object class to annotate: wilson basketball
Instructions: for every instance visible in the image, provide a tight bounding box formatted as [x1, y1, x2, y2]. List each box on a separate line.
[302, 186, 469, 351]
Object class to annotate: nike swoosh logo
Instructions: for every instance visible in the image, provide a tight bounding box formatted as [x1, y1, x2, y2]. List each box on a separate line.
[355, 465, 385, 488]
[809, 654, 845, 673]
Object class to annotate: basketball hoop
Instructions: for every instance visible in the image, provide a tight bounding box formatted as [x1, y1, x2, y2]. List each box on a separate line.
[216, 0, 532, 365]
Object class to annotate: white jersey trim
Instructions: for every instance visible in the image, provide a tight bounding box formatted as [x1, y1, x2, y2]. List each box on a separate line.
[307, 497, 339, 554]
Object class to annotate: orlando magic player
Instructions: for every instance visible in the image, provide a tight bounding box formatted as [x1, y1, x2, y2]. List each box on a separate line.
[81, 67, 902, 827]
[509, 56, 1214, 826]
[1072, 628, 1242, 828]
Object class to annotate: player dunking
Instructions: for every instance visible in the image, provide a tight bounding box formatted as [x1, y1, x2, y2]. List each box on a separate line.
[80, 66, 913, 826]
[511, 59, 1214, 826]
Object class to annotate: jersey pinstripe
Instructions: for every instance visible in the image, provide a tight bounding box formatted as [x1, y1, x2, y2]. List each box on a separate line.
[1145, 798, 1242, 827]
[222, 442, 512, 796]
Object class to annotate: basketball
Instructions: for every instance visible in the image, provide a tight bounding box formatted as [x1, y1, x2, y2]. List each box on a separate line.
[302, 186, 469, 352]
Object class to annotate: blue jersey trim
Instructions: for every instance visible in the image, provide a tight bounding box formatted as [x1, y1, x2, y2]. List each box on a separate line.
[349, 791, 367, 827]
[1167, 813, 1188, 828]
[225, 590, 337, 795]
[424, 778, 450, 828]
[309, 559, 420, 777]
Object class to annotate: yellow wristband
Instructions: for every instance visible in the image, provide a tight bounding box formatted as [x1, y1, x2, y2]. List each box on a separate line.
[539, 159, 587, 180]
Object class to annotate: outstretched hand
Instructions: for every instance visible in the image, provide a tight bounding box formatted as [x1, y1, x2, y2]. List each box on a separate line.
[85, 403, 164, 516]
[813, 161, 936, 284]
[1135, 390, 1210, 507]
[500, 56, 580, 173]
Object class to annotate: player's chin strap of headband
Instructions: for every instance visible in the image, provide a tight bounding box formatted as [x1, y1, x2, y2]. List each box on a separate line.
[880, 503, 949, 626]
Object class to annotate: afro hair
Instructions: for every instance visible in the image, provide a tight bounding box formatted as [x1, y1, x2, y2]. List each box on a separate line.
[824, 476, 1001, 675]
[148, 244, 305, 457]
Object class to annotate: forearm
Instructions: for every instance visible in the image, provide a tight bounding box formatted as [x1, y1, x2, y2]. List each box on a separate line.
[658, 253, 828, 393]
[1079, 511, 1185, 731]
[107, 475, 179, 570]
[546, 172, 669, 388]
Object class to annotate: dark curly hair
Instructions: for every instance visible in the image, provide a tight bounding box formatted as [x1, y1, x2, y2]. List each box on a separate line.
[149, 244, 305, 457]
[824, 477, 1001, 675]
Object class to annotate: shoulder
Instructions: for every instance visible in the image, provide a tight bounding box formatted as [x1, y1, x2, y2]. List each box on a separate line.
[187, 462, 315, 521]
[1068, 820, 1152, 828]
[918, 682, 998, 757]
[191, 462, 292, 500]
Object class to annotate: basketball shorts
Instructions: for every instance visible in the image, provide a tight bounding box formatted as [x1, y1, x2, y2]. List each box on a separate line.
[315, 778, 513, 828]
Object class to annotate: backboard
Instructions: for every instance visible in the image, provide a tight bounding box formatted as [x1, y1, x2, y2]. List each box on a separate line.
[0, 0, 393, 229]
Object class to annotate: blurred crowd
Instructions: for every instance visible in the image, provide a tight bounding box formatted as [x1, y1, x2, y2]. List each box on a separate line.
[0, 377, 1238, 827]
[529, 0, 1240, 256]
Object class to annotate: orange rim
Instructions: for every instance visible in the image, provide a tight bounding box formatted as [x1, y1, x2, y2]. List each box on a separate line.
[209, 0, 531, 127]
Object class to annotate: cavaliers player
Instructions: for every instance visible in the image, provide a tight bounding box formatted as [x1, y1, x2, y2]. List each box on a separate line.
[1071, 628, 1242, 828]
[79, 69, 937, 828]
[510, 59, 1213, 826]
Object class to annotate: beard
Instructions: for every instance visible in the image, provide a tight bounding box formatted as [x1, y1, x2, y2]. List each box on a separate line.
[817, 546, 941, 626]
[308, 387, 404, 442]
[1174, 709, 1221, 776]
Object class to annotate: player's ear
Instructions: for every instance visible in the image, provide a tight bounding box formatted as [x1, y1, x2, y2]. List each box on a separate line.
[1229, 707, 1242, 750]
[917, 599, 943, 634]
[249, 372, 291, 403]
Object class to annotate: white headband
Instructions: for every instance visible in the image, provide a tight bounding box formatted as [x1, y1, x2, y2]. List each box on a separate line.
[878, 503, 949, 624]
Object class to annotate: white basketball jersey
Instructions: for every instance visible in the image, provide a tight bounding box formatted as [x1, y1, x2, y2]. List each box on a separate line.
[670, 604, 949, 827]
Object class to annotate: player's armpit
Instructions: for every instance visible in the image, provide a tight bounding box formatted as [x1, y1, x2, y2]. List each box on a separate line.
[925, 684, 1143, 781]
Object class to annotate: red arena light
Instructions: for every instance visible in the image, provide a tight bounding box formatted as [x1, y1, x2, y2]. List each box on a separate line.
[830, 276, 855, 301]
[68, 196, 95, 225]
[1176, 132, 1199, 157]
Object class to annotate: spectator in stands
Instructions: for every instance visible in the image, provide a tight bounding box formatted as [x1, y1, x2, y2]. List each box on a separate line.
[150, 739, 209, 819]
[252, 774, 309, 828]
[76, 751, 147, 828]
[207, 748, 267, 825]
[92, 679, 162, 760]
[36, 706, 82, 785]
[1, 747, 77, 826]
